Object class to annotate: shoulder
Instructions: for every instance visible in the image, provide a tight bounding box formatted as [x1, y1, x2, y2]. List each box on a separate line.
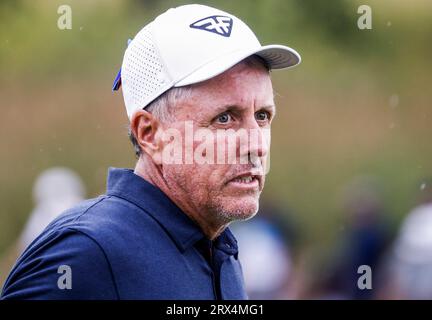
[37, 195, 160, 246]
[1, 195, 173, 300]
[1, 227, 119, 299]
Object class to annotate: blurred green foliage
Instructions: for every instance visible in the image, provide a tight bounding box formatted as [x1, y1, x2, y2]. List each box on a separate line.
[0, 0, 432, 280]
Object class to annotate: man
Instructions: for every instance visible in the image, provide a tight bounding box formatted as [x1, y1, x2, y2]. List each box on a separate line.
[1, 4, 300, 299]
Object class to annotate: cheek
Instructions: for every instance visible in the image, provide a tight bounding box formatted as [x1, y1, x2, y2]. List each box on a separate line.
[191, 133, 231, 187]
[165, 162, 227, 196]
[197, 164, 229, 191]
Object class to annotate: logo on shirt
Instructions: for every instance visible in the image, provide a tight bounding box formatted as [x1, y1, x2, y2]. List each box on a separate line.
[190, 15, 233, 37]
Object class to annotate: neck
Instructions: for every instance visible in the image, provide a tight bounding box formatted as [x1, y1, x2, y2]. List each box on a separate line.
[134, 158, 228, 240]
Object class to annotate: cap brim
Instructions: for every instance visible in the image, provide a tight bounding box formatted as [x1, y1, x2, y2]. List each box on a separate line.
[175, 44, 301, 87]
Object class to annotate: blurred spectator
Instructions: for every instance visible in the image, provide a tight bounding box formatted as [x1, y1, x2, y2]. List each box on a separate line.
[384, 179, 432, 299]
[20, 167, 86, 249]
[231, 201, 298, 299]
[314, 176, 390, 299]
[0, 167, 85, 286]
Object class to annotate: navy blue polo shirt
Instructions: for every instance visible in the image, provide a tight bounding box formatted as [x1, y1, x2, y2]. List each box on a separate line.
[1, 168, 247, 300]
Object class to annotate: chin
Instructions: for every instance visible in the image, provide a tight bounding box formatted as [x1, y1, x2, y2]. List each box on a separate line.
[215, 195, 260, 222]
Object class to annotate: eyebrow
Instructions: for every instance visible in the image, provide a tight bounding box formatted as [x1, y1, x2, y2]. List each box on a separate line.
[259, 104, 277, 116]
[211, 104, 276, 116]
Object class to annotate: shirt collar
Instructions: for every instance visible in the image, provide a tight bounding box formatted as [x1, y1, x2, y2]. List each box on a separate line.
[105, 167, 238, 255]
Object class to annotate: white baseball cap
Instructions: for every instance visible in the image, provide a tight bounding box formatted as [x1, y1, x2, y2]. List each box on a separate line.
[112, 4, 301, 119]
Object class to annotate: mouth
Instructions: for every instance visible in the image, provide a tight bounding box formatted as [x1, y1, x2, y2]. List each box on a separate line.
[226, 172, 262, 191]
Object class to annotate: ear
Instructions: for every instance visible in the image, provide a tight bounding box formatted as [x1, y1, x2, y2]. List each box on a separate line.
[130, 110, 164, 165]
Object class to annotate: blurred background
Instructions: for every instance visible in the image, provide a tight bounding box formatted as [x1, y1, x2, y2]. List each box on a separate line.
[1, 0, 431, 299]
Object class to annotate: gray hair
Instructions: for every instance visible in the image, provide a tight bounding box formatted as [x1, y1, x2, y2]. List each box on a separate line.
[128, 55, 269, 158]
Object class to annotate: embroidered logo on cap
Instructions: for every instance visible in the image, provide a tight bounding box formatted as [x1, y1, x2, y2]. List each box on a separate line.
[190, 15, 233, 37]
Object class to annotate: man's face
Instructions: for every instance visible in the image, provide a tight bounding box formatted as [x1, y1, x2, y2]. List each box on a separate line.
[160, 61, 274, 226]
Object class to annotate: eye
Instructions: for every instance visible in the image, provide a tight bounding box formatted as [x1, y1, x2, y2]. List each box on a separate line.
[216, 112, 232, 124]
[255, 110, 270, 121]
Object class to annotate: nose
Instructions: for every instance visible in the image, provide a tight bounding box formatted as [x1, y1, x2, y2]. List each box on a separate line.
[238, 119, 270, 166]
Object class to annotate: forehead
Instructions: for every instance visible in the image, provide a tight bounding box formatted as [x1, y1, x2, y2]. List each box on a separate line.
[179, 62, 274, 116]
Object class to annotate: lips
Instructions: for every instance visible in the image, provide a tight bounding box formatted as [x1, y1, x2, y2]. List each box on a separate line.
[226, 171, 263, 190]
